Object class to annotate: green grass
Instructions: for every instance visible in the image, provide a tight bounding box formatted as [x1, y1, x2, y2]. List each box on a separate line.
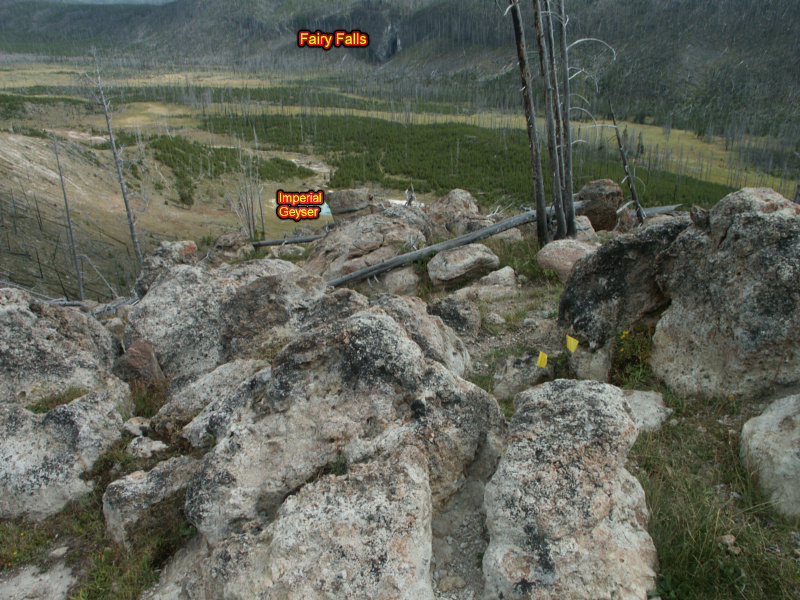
[129, 380, 170, 419]
[27, 387, 85, 414]
[630, 391, 800, 599]
[610, 324, 656, 390]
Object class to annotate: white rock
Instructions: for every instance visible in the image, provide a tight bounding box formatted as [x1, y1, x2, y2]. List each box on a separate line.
[622, 390, 672, 433]
[484, 313, 506, 326]
[535, 239, 599, 283]
[478, 266, 517, 288]
[126, 437, 167, 459]
[740, 394, 800, 517]
[427, 244, 500, 286]
[122, 416, 151, 437]
[0, 562, 76, 600]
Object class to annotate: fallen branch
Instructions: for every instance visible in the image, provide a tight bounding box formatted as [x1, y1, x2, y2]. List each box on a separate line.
[252, 235, 325, 247]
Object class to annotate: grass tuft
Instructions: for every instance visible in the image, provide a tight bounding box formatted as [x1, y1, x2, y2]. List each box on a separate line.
[129, 380, 170, 419]
[27, 387, 86, 414]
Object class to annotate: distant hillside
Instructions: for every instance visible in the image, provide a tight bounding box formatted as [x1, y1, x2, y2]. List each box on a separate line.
[2, 0, 799, 150]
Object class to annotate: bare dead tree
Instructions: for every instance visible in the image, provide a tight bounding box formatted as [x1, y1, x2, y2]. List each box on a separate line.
[506, 0, 550, 243]
[557, 0, 577, 237]
[52, 134, 84, 301]
[532, 0, 567, 238]
[611, 107, 646, 224]
[83, 54, 143, 270]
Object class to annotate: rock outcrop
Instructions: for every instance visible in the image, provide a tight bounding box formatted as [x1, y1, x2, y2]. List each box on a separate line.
[0, 288, 119, 405]
[113, 339, 165, 384]
[0, 376, 132, 521]
[428, 296, 482, 338]
[491, 352, 554, 400]
[424, 189, 493, 238]
[427, 244, 500, 287]
[207, 230, 253, 267]
[134, 240, 197, 298]
[621, 389, 672, 433]
[652, 188, 800, 398]
[740, 394, 800, 518]
[325, 189, 383, 223]
[124, 260, 324, 388]
[536, 239, 600, 283]
[483, 380, 657, 600]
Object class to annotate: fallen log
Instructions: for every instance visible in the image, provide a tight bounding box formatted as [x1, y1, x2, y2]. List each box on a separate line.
[326, 202, 685, 288]
[252, 235, 325, 247]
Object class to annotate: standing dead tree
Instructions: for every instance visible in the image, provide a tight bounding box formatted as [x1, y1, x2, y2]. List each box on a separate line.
[83, 56, 144, 271]
[506, 0, 550, 243]
[52, 134, 84, 301]
[611, 107, 646, 224]
[557, 0, 576, 237]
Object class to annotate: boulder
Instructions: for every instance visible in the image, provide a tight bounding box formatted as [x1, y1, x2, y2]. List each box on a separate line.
[652, 189, 800, 398]
[740, 394, 800, 518]
[536, 240, 600, 283]
[424, 189, 493, 238]
[153, 359, 269, 431]
[382, 203, 437, 240]
[574, 215, 598, 241]
[184, 308, 504, 545]
[0, 377, 132, 521]
[427, 244, 500, 287]
[104, 317, 126, 341]
[207, 231, 253, 267]
[122, 416, 151, 437]
[491, 227, 524, 242]
[559, 217, 691, 351]
[491, 352, 554, 400]
[103, 456, 199, 549]
[427, 296, 482, 338]
[483, 380, 657, 600]
[478, 266, 517, 287]
[0, 562, 76, 600]
[124, 260, 324, 388]
[375, 265, 419, 296]
[126, 436, 167, 459]
[134, 240, 197, 297]
[621, 389, 672, 433]
[304, 214, 424, 282]
[368, 294, 470, 377]
[574, 179, 625, 231]
[113, 339, 165, 384]
[0, 287, 119, 406]
[568, 344, 614, 383]
[325, 189, 383, 223]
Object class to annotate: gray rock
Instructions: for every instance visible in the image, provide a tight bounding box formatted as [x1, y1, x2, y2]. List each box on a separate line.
[126, 437, 167, 459]
[652, 188, 800, 398]
[113, 339, 164, 384]
[0, 287, 119, 406]
[103, 456, 199, 549]
[382, 203, 438, 240]
[558, 217, 691, 351]
[184, 308, 504, 545]
[424, 189, 493, 238]
[484, 312, 506, 326]
[574, 215, 598, 241]
[568, 343, 614, 383]
[134, 240, 197, 298]
[124, 260, 322, 388]
[621, 389, 672, 433]
[427, 244, 500, 287]
[427, 296, 482, 338]
[122, 416, 151, 437]
[304, 214, 425, 283]
[478, 266, 517, 288]
[207, 231, 253, 267]
[372, 265, 419, 296]
[491, 227, 524, 242]
[536, 239, 600, 283]
[325, 189, 383, 223]
[740, 394, 800, 517]
[574, 179, 625, 231]
[153, 359, 269, 431]
[0, 376, 132, 521]
[104, 317, 126, 341]
[483, 380, 657, 600]
[0, 561, 76, 600]
[491, 352, 553, 400]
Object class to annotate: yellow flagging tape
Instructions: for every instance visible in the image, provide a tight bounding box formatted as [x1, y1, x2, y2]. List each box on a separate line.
[566, 335, 579, 353]
[537, 351, 548, 369]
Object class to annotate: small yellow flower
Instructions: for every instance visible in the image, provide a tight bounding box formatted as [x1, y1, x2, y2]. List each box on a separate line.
[13, 551, 17, 556]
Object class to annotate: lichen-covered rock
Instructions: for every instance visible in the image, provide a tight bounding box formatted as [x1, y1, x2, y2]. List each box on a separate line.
[424, 189, 493, 238]
[0, 377, 132, 521]
[207, 231, 253, 266]
[575, 215, 598, 241]
[382, 203, 437, 240]
[483, 380, 657, 600]
[478, 266, 517, 288]
[126, 436, 167, 459]
[536, 239, 600, 283]
[574, 179, 625, 231]
[0, 561, 76, 600]
[103, 456, 199, 549]
[559, 217, 691, 350]
[427, 296, 482, 338]
[153, 359, 269, 431]
[304, 214, 424, 283]
[368, 294, 470, 377]
[0, 288, 119, 405]
[373, 265, 419, 296]
[652, 189, 800, 398]
[145, 449, 435, 600]
[622, 389, 672, 433]
[134, 240, 197, 297]
[325, 189, 383, 223]
[184, 308, 504, 545]
[740, 394, 800, 517]
[427, 244, 500, 287]
[113, 339, 164, 384]
[491, 352, 554, 400]
[124, 260, 323, 387]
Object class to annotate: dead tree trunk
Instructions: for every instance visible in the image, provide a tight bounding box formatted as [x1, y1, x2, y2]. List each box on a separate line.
[508, 0, 550, 244]
[611, 108, 646, 224]
[532, 0, 567, 238]
[52, 134, 84, 301]
[88, 62, 144, 270]
[557, 0, 577, 237]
